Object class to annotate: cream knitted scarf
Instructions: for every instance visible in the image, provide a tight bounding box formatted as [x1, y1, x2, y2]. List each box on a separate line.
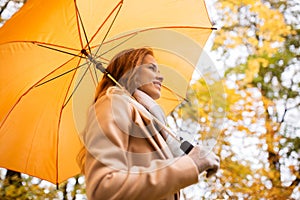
[133, 89, 184, 157]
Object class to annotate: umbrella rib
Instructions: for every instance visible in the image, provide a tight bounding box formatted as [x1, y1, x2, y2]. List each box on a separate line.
[107, 26, 216, 39]
[96, 25, 217, 46]
[87, 0, 123, 50]
[89, 66, 99, 87]
[91, 60, 99, 82]
[36, 43, 86, 59]
[54, 57, 85, 184]
[31, 41, 80, 52]
[35, 61, 89, 87]
[94, 32, 138, 60]
[74, 2, 92, 55]
[0, 41, 82, 57]
[91, 25, 215, 61]
[90, 25, 216, 55]
[63, 62, 92, 108]
[94, 0, 124, 56]
[161, 85, 189, 103]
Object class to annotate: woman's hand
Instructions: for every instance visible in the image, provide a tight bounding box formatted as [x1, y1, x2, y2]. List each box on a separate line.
[187, 145, 220, 177]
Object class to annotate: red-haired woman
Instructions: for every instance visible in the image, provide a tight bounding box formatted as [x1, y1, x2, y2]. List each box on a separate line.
[78, 48, 219, 200]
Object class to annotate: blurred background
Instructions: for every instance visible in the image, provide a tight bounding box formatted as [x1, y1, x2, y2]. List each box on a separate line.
[0, 0, 299, 199]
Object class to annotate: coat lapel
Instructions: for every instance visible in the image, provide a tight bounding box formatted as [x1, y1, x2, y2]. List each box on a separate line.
[131, 105, 174, 160]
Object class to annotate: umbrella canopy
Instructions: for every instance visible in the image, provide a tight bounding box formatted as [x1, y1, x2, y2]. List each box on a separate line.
[0, 0, 214, 184]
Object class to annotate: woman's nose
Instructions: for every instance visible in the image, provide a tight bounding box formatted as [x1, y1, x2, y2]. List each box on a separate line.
[156, 73, 164, 83]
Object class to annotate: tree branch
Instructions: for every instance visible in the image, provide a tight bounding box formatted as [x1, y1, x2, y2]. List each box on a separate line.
[290, 177, 300, 189]
[0, 0, 10, 16]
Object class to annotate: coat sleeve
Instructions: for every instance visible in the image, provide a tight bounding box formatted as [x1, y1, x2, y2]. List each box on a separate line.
[83, 93, 199, 200]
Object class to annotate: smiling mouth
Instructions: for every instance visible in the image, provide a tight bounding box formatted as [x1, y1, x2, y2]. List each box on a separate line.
[153, 81, 162, 90]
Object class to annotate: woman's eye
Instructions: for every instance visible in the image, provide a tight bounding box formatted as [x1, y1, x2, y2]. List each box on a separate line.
[148, 65, 156, 71]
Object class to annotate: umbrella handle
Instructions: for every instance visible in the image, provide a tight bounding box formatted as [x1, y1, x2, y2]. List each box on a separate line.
[180, 140, 194, 154]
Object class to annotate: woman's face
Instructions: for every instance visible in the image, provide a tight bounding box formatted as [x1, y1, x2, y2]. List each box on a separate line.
[136, 54, 164, 100]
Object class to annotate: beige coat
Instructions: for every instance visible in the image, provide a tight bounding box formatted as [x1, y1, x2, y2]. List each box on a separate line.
[83, 89, 199, 200]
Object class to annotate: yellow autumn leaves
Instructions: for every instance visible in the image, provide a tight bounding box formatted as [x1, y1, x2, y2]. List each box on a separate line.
[214, 0, 294, 84]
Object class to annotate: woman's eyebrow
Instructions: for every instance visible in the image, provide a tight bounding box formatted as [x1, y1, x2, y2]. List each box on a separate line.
[150, 63, 159, 71]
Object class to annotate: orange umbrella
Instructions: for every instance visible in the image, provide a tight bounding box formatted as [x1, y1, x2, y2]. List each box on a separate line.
[0, 0, 215, 184]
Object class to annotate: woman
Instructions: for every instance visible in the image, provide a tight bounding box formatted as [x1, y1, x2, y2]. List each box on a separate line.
[78, 48, 220, 200]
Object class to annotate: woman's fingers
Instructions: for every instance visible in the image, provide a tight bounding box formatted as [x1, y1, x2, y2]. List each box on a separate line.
[188, 145, 220, 176]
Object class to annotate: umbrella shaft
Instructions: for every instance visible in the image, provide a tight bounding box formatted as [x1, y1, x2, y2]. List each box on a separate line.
[81, 49, 106, 73]
[106, 73, 123, 88]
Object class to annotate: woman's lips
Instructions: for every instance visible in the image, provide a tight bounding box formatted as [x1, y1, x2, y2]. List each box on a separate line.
[153, 81, 162, 90]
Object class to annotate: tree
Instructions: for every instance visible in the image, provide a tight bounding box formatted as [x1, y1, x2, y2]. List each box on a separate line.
[174, 0, 300, 199]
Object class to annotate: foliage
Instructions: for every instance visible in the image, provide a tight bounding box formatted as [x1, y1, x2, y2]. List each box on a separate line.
[0, 169, 86, 199]
[176, 0, 300, 199]
[0, 170, 58, 200]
